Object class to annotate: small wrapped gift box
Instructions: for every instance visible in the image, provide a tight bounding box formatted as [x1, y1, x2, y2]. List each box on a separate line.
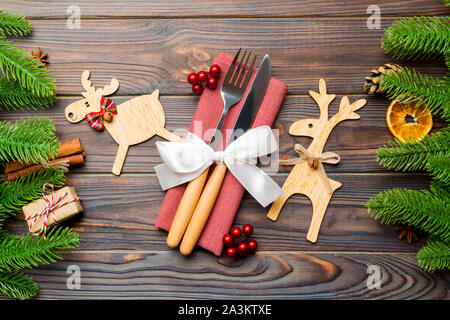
[22, 185, 83, 234]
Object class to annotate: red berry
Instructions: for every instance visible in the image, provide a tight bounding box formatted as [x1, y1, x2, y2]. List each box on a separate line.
[206, 76, 218, 89]
[192, 83, 204, 95]
[230, 227, 242, 239]
[222, 234, 234, 247]
[209, 64, 221, 77]
[247, 239, 258, 254]
[237, 242, 248, 257]
[197, 71, 208, 83]
[242, 224, 254, 237]
[187, 72, 198, 85]
[225, 247, 237, 257]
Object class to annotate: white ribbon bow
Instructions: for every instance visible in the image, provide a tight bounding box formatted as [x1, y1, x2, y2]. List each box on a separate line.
[154, 126, 284, 207]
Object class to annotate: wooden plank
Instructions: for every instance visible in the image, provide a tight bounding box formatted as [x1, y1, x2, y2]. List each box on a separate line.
[1, 1, 448, 301]
[5, 173, 432, 252]
[9, 18, 447, 96]
[1, 95, 446, 174]
[2, 0, 447, 18]
[16, 251, 450, 299]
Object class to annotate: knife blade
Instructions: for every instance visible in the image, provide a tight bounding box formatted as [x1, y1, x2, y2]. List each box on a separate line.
[227, 54, 271, 145]
[179, 55, 272, 255]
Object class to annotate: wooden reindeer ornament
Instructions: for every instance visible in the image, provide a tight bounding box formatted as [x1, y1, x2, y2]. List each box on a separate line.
[267, 79, 366, 243]
[65, 70, 181, 175]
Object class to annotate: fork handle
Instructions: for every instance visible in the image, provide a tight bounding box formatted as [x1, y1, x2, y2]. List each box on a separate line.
[166, 168, 209, 248]
[180, 163, 228, 255]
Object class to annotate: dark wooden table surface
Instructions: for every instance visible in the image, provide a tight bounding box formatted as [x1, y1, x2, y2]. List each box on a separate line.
[1, 0, 449, 300]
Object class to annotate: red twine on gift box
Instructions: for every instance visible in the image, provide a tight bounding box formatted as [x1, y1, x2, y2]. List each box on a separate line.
[26, 183, 79, 239]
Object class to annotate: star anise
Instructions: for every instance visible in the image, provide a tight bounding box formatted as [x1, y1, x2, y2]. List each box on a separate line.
[31, 47, 49, 66]
[394, 224, 424, 244]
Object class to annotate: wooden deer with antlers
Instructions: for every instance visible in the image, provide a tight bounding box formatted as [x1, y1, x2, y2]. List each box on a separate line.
[65, 70, 181, 175]
[267, 79, 366, 243]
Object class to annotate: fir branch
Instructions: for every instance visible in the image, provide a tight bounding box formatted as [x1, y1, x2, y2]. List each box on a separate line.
[417, 238, 450, 272]
[0, 169, 66, 222]
[0, 10, 31, 38]
[0, 271, 37, 300]
[381, 16, 450, 60]
[379, 66, 450, 119]
[0, 225, 8, 241]
[0, 117, 60, 164]
[377, 126, 450, 171]
[0, 40, 56, 98]
[430, 181, 450, 201]
[0, 78, 56, 110]
[443, 55, 450, 119]
[426, 155, 450, 186]
[366, 188, 450, 239]
[0, 227, 79, 272]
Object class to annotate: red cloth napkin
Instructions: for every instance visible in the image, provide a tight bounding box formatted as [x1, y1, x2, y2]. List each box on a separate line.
[155, 53, 287, 256]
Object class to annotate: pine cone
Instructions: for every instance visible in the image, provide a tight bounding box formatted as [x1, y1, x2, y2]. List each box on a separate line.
[364, 63, 402, 95]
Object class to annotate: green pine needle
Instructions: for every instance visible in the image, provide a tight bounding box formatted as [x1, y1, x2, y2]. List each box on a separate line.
[0, 169, 66, 223]
[379, 66, 450, 119]
[0, 227, 79, 272]
[0, 117, 60, 164]
[430, 181, 450, 200]
[0, 271, 38, 300]
[0, 10, 31, 37]
[377, 126, 450, 171]
[417, 238, 450, 272]
[0, 78, 56, 110]
[381, 16, 450, 60]
[0, 40, 56, 98]
[0, 10, 56, 110]
[366, 188, 450, 239]
[0, 223, 8, 240]
[426, 155, 450, 186]
[443, 55, 450, 119]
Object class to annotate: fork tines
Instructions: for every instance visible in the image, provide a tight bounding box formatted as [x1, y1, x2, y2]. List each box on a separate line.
[224, 49, 257, 89]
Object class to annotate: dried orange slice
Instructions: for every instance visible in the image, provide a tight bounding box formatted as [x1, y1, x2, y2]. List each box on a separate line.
[386, 100, 433, 143]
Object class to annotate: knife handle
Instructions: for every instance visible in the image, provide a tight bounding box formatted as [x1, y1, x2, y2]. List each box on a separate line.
[180, 163, 228, 255]
[166, 168, 210, 248]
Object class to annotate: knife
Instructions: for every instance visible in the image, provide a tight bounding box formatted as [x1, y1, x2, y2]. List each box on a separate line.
[179, 54, 271, 255]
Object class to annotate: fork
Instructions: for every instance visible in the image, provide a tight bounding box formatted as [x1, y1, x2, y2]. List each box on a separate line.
[166, 49, 256, 248]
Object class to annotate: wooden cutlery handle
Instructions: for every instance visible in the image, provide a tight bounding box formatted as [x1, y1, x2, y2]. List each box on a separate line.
[180, 163, 228, 255]
[166, 168, 209, 248]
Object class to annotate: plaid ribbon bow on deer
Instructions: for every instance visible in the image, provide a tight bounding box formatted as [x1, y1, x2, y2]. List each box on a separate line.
[85, 96, 117, 131]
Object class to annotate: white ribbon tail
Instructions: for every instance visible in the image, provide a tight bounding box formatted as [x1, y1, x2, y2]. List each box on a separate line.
[154, 161, 212, 191]
[154, 132, 213, 190]
[222, 126, 284, 206]
[226, 160, 283, 207]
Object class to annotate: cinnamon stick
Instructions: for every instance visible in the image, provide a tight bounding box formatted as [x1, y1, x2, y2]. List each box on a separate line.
[7, 153, 85, 181]
[5, 138, 83, 174]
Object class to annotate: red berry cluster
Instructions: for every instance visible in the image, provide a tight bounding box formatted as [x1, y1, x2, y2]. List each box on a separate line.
[187, 64, 221, 95]
[222, 224, 258, 257]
